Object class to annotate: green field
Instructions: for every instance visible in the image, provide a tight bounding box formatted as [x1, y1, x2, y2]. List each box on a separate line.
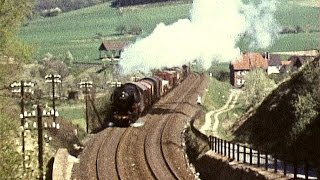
[20, 2, 191, 61]
[20, 0, 319, 61]
[58, 103, 86, 130]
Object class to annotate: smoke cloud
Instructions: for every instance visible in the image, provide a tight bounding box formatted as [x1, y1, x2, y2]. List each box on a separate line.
[120, 0, 279, 74]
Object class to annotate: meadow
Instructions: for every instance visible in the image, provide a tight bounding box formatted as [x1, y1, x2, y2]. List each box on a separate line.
[20, 0, 319, 62]
[20, 2, 190, 61]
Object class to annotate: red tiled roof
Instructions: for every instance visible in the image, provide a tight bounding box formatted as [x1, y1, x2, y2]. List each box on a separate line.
[232, 53, 268, 70]
[281, 60, 291, 66]
[99, 41, 128, 51]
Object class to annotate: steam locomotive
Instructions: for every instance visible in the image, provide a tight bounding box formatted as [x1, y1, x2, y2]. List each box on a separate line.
[110, 65, 190, 126]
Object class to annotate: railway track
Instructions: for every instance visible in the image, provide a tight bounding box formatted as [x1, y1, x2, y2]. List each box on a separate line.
[96, 127, 127, 180]
[73, 73, 208, 180]
[143, 73, 202, 179]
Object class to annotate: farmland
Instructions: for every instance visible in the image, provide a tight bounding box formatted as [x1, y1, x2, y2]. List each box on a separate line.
[20, 2, 190, 61]
[20, 0, 319, 62]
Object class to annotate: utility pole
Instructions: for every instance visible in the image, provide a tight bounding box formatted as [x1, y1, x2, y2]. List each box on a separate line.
[37, 104, 44, 180]
[79, 80, 93, 133]
[10, 81, 35, 173]
[45, 74, 61, 123]
[23, 104, 59, 180]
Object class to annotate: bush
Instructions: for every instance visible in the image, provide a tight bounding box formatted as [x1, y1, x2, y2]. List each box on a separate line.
[207, 61, 230, 81]
[240, 69, 276, 108]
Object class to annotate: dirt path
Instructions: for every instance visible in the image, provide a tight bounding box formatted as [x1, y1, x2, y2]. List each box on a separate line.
[200, 89, 241, 135]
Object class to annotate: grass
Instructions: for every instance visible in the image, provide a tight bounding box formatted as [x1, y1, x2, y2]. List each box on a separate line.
[57, 102, 87, 131]
[19, 0, 320, 62]
[20, 2, 190, 61]
[203, 78, 231, 111]
[216, 103, 246, 140]
[270, 32, 320, 52]
[288, 0, 319, 7]
[276, 0, 319, 30]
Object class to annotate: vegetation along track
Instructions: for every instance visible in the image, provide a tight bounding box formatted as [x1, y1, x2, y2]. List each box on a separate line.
[73, 73, 208, 180]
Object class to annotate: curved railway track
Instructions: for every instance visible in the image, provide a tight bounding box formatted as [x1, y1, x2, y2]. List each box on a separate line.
[96, 127, 127, 180]
[73, 73, 208, 180]
[143, 73, 202, 179]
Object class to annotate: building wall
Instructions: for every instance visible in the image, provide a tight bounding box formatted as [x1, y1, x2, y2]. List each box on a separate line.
[230, 69, 248, 88]
[267, 66, 280, 75]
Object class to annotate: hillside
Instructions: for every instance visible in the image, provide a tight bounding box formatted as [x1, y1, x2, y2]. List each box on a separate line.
[20, 0, 320, 61]
[20, 2, 191, 61]
[233, 56, 320, 167]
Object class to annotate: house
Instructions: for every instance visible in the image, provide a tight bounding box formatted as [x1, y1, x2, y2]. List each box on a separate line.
[98, 41, 128, 61]
[229, 52, 268, 87]
[279, 55, 306, 73]
[262, 53, 282, 75]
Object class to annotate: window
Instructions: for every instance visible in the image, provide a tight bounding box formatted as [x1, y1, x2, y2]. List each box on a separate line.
[237, 79, 241, 85]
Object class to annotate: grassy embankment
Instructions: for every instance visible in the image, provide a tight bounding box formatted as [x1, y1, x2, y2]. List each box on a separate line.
[233, 57, 320, 167]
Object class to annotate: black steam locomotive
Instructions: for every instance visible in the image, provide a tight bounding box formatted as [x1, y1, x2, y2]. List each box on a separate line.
[110, 65, 190, 125]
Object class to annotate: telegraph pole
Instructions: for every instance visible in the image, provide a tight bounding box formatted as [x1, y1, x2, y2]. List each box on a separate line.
[23, 103, 59, 180]
[37, 104, 44, 180]
[10, 81, 35, 172]
[45, 74, 61, 123]
[20, 81, 26, 171]
[79, 80, 93, 133]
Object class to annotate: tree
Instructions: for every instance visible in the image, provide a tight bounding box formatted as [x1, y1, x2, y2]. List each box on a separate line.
[0, 0, 34, 61]
[40, 58, 69, 78]
[64, 51, 74, 66]
[240, 69, 276, 108]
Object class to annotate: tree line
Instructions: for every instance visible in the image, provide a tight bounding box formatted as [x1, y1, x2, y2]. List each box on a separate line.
[34, 0, 109, 16]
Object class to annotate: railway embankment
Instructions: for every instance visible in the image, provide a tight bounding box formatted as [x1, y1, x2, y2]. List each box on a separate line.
[185, 112, 288, 180]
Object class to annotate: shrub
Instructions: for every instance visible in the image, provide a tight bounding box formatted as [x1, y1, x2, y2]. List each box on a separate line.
[240, 69, 276, 108]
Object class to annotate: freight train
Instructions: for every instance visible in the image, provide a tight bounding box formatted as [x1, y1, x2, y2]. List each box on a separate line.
[110, 65, 190, 126]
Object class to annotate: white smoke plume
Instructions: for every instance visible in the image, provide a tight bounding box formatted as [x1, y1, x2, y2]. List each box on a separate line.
[120, 0, 279, 74]
[242, 0, 280, 48]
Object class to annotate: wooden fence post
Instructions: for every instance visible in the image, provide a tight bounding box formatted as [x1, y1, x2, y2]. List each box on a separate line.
[228, 142, 230, 159]
[243, 146, 246, 163]
[224, 140, 226, 156]
[220, 139, 222, 155]
[305, 160, 309, 180]
[237, 144, 240, 161]
[217, 138, 220, 154]
[249, 148, 252, 165]
[214, 137, 217, 152]
[265, 152, 268, 170]
[274, 156, 278, 172]
[232, 143, 235, 160]
[293, 160, 297, 179]
[257, 150, 260, 167]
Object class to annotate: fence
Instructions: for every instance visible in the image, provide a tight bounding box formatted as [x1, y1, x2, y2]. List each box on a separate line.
[208, 136, 318, 180]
